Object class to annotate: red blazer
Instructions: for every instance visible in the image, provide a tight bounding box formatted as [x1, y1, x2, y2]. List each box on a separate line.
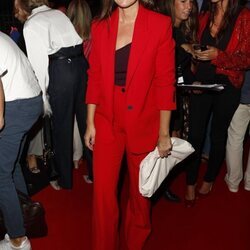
[198, 8, 250, 88]
[86, 5, 176, 154]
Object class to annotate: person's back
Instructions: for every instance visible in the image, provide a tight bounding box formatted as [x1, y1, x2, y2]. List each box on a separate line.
[15, 0, 87, 189]
[22, 3, 82, 176]
[0, 32, 40, 101]
[24, 5, 82, 55]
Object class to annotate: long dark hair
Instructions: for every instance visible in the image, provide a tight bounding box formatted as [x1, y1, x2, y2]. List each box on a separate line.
[208, 0, 240, 41]
[158, 0, 198, 43]
[98, 0, 155, 20]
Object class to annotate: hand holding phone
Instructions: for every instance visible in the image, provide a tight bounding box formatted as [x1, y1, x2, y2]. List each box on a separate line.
[193, 45, 219, 61]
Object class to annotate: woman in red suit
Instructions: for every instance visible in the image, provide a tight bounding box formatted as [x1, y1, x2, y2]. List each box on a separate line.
[84, 0, 176, 249]
[185, 0, 250, 206]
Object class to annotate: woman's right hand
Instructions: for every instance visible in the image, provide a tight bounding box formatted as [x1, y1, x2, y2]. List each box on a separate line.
[193, 46, 218, 61]
[84, 123, 96, 151]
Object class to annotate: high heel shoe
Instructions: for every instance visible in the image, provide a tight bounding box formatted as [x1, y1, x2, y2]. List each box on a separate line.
[198, 181, 213, 198]
[164, 188, 181, 203]
[184, 184, 196, 208]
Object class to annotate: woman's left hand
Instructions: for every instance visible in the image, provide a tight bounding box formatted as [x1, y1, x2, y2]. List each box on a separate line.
[194, 45, 219, 61]
[157, 135, 172, 158]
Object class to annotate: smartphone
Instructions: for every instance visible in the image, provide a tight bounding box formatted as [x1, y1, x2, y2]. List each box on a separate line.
[193, 44, 207, 51]
[200, 45, 207, 51]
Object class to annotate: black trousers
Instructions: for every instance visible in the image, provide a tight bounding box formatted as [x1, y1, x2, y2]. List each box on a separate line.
[186, 84, 241, 185]
[48, 45, 88, 189]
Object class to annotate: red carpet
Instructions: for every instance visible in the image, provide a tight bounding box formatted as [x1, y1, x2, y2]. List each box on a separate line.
[31, 143, 250, 250]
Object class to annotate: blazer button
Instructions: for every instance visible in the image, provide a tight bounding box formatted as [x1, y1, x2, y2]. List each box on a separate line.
[121, 87, 125, 93]
[127, 105, 133, 110]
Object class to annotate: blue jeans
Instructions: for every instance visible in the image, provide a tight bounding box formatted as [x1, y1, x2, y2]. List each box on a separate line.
[0, 95, 42, 238]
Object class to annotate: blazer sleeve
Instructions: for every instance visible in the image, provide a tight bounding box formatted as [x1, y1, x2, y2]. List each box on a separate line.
[153, 17, 176, 110]
[86, 22, 102, 104]
[211, 9, 250, 70]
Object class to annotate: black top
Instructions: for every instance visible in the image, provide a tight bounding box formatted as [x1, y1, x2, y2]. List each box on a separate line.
[115, 43, 131, 86]
[195, 27, 219, 84]
[173, 27, 195, 84]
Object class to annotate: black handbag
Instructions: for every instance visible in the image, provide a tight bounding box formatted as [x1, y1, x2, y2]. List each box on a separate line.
[43, 115, 59, 181]
[0, 191, 48, 240]
[22, 115, 58, 195]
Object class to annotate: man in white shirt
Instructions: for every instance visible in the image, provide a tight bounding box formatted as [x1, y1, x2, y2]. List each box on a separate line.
[14, 0, 88, 189]
[0, 31, 42, 250]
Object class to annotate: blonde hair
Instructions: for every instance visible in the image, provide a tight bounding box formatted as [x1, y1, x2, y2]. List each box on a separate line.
[17, 0, 49, 14]
[67, 0, 92, 40]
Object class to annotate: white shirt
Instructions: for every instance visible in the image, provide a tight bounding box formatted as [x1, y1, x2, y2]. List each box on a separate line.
[23, 5, 82, 114]
[0, 32, 41, 102]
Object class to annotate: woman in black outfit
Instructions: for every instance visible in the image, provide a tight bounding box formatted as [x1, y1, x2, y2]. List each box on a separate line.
[185, 0, 250, 206]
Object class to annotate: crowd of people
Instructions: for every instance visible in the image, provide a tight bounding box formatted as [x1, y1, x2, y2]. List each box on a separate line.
[0, 0, 249, 249]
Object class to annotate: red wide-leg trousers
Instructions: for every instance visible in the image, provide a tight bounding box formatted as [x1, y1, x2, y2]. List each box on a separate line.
[92, 86, 151, 250]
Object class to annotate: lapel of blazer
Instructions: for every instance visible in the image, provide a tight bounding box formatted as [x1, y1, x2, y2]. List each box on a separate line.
[102, 9, 119, 93]
[126, 5, 149, 90]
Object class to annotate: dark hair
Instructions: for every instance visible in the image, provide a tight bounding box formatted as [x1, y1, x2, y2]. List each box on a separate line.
[67, 0, 92, 40]
[157, 0, 198, 43]
[208, 0, 240, 42]
[16, 0, 49, 14]
[99, 0, 155, 20]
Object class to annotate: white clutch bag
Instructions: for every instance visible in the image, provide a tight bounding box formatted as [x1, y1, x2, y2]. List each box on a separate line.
[139, 137, 195, 198]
